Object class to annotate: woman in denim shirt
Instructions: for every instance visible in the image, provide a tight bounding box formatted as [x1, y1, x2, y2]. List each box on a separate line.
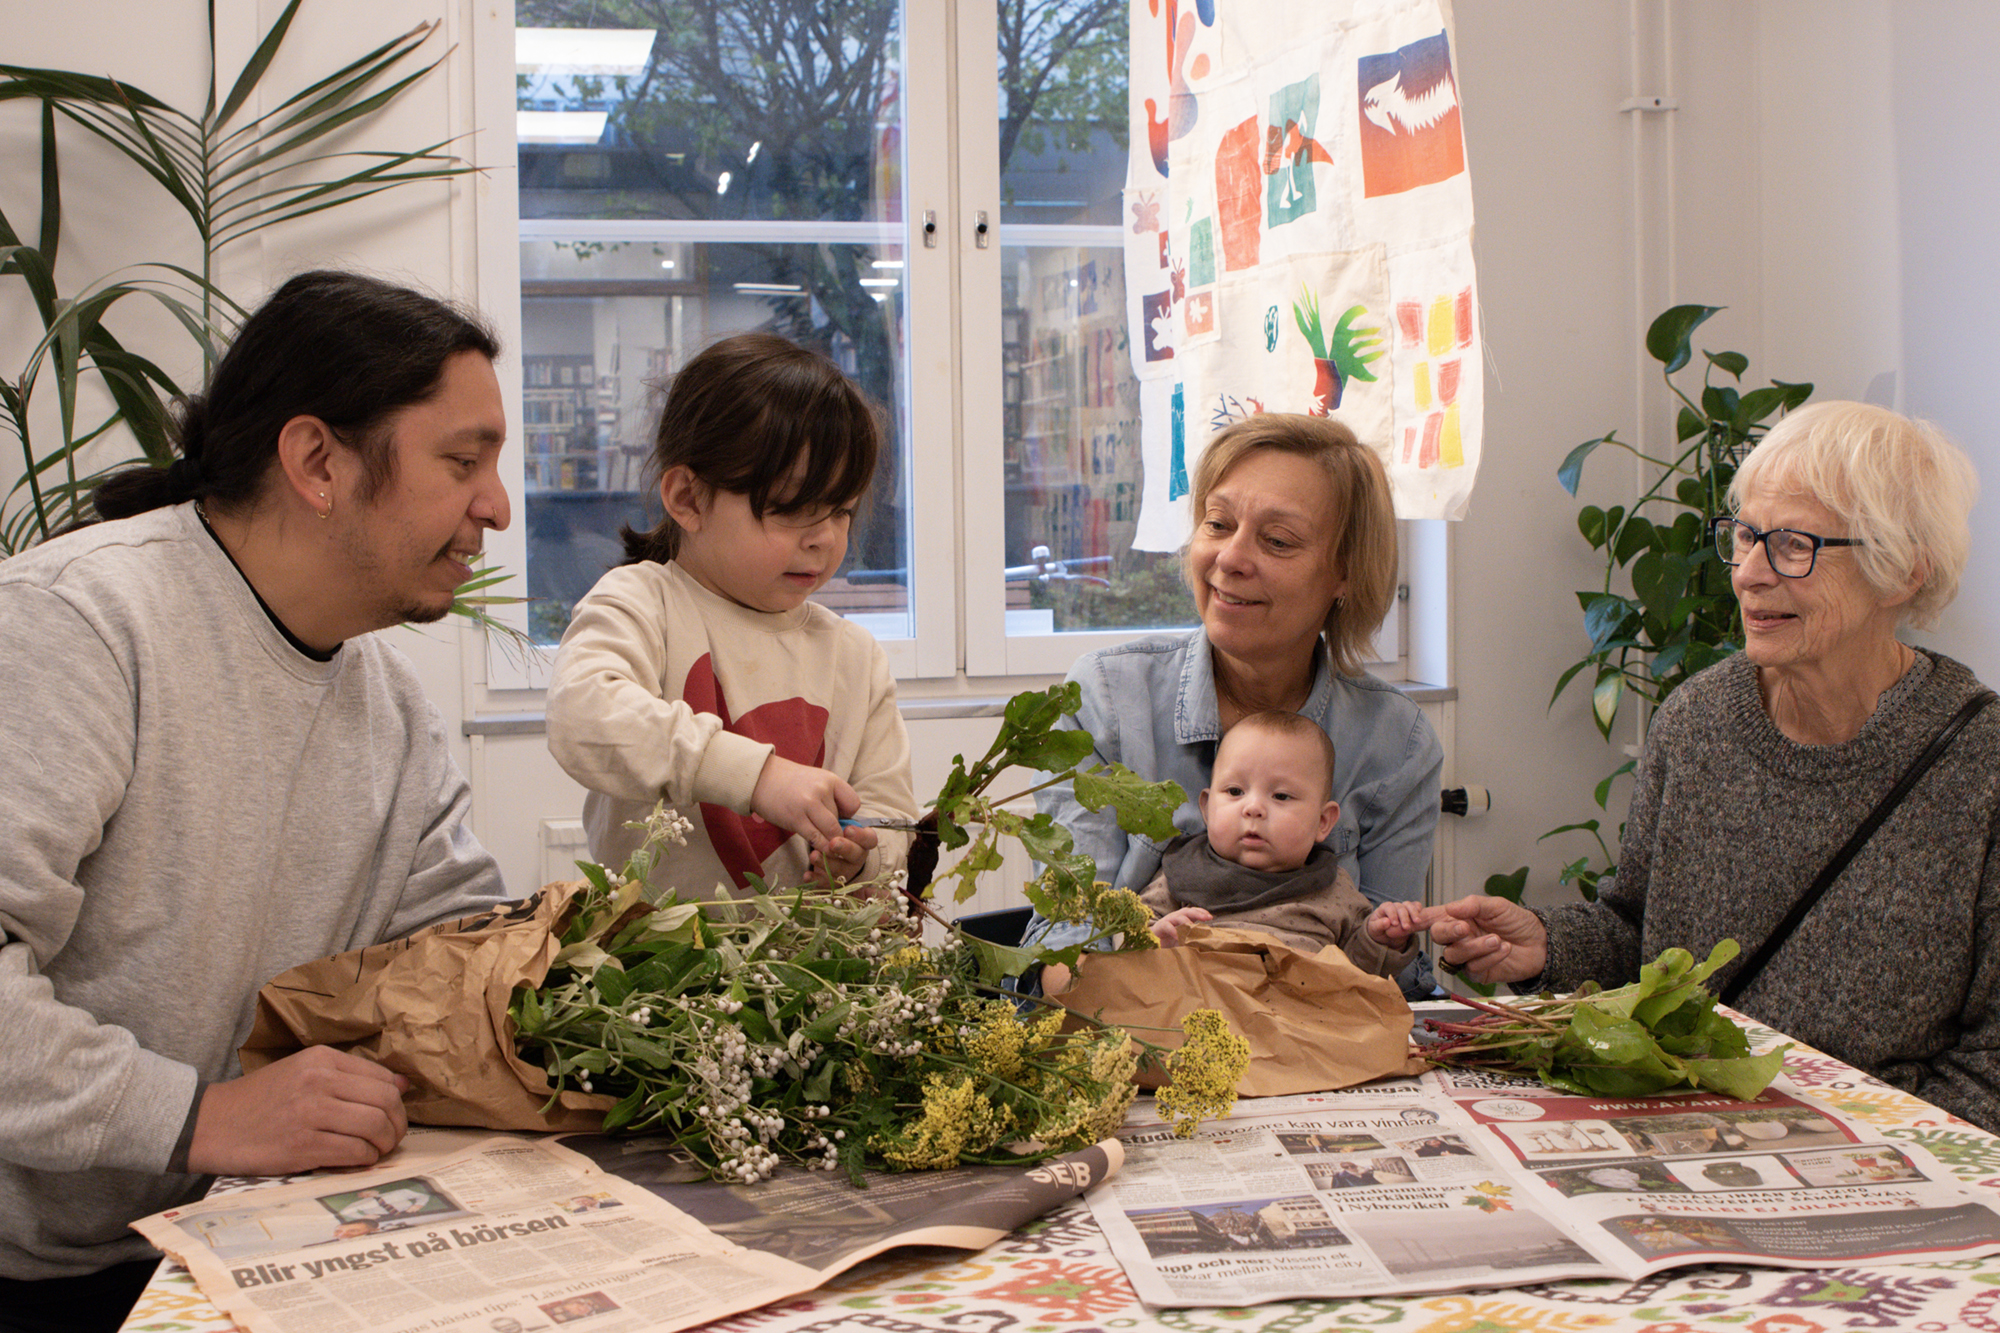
[1030, 415, 1443, 996]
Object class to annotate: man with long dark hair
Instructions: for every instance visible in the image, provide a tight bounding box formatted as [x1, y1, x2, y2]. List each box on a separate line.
[0, 271, 518, 1331]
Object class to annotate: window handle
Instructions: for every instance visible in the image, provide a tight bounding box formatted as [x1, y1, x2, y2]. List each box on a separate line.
[974, 210, 990, 249]
[922, 210, 937, 249]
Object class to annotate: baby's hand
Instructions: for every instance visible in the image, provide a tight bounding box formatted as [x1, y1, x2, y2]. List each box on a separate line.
[1150, 905, 1212, 947]
[1367, 899, 1424, 947]
[751, 754, 858, 850]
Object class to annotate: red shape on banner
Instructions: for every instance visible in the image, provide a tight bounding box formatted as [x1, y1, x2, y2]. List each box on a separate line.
[1216, 116, 1263, 271]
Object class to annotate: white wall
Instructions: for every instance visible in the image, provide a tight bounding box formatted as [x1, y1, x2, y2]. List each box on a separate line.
[9, 0, 1987, 910]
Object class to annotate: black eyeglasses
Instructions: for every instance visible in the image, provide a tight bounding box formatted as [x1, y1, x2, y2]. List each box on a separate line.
[1710, 516, 1863, 579]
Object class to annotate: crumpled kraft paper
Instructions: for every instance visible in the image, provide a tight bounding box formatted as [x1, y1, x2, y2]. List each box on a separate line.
[241, 882, 616, 1132]
[1053, 923, 1422, 1096]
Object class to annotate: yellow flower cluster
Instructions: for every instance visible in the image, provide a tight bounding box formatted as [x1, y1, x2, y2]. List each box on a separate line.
[1155, 1009, 1250, 1138]
[959, 999, 1061, 1081]
[1089, 888, 1157, 948]
[878, 1072, 1017, 1170]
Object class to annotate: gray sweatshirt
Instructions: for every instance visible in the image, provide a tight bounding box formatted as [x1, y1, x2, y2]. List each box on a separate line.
[0, 504, 510, 1278]
[1537, 649, 2000, 1132]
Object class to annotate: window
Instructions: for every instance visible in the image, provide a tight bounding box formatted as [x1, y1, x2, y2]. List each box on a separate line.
[478, 0, 1410, 687]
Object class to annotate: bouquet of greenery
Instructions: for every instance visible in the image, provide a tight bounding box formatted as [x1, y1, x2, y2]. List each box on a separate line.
[509, 686, 1251, 1182]
[1419, 941, 1788, 1100]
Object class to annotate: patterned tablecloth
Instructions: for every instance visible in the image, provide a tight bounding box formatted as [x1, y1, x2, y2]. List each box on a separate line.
[123, 1019, 2000, 1333]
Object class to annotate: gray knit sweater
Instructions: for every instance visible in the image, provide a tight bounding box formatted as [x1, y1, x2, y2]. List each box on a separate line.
[1536, 649, 2000, 1132]
[0, 505, 510, 1278]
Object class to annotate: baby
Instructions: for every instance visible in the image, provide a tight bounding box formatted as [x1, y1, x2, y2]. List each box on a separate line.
[1142, 710, 1422, 976]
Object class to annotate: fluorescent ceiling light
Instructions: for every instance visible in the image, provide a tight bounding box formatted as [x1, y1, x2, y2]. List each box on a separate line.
[734, 282, 806, 295]
[859, 278, 899, 288]
[517, 111, 609, 145]
[870, 259, 904, 269]
[516, 28, 656, 76]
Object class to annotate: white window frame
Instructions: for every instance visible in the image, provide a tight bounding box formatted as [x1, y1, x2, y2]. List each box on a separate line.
[470, 0, 1436, 694]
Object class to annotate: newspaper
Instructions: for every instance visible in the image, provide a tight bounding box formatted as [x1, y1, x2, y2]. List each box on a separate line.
[134, 1131, 1121, 1333]
[1090, 1064, 2000, 1307]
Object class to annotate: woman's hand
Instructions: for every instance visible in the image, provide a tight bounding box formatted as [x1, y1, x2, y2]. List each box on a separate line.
[1416, 895, 1549, 984]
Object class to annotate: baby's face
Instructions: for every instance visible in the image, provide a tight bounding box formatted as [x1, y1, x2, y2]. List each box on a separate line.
[1201, 727, 1336, 871]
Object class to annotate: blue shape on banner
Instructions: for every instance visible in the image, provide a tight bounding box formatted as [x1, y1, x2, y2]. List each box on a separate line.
[1188, 219, 1216, 288]
[1169, 384, 1189, 500]
[1266, 74, 1329, 227]
[1263, 305, 1281, 352]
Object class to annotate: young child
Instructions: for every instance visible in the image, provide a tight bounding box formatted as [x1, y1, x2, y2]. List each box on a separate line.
[1142, 710, 1421, 976]
[546, 333, 919, 898]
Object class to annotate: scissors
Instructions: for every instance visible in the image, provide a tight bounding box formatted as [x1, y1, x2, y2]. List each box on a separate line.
[839, 815, 932, 834]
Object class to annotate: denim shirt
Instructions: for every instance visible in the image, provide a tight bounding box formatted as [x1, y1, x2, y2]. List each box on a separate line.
[1028, 628, 1443, 978]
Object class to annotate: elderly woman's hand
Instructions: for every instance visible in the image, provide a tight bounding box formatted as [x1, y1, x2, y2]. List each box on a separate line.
[1415, 896, 1548, 985]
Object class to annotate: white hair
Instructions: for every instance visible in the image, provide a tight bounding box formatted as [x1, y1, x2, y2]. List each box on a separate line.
[1730, 400, 1977, 628]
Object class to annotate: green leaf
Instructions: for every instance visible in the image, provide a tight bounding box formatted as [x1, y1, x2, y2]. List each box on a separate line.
[1557, 435, 1608, 496]
[1582, 593, 1638, 651]
[1649, 641, 1690, 680]
[1593, 760, 1635, 808]
[1647, 304, 1723, 374]
[937, 832, 1006, 905]
[1611, 516, 1655, 568]
[1683, 1049, 1790, 1100]
[1539, 819, 1600, 840]
[1703, 349, 1749, 378]
[513, 987, 544, 1036]
[1592, 667, 1625, 736]
[1773, 379, 1814, 412]
[216, 0, 306, 127]
[1578, 504, 1607, 549]
[1073, 764, 1183, 841]
[1483, 866, 1529, 903]
[1548, 657, 1595, 710]
[594, 967, 635, 1006]
[961, 933, 1042, 984]
[1630, 549, 1689, 618]
[601, 1087, 646, 1133]
[1738, 385, 1790, 426]
[1702, 383, 1741, 428]
[1676, 405, 1706, 442]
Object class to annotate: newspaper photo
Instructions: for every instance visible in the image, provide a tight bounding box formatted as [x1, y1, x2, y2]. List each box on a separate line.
[135, 1131, 1119, 1333]
[1089, 1068, 2000, 1307]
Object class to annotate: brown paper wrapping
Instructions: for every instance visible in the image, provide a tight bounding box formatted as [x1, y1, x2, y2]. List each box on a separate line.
[240, 882, 616, 1132]
[1053, 923, 1422, 1096]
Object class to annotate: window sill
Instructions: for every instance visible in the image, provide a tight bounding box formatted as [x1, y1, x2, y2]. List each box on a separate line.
[461, 680, 1455, 737]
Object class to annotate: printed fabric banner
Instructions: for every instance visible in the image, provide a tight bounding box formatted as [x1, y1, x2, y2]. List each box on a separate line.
[1124, 0, 1481, 542]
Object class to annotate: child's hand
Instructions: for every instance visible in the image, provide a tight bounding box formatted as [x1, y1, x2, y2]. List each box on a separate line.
[808, 826, 875, 887]
[751, 754, 859, 851]
[1150, 905, 1211, 947]
[1367, 899, 1424, 947]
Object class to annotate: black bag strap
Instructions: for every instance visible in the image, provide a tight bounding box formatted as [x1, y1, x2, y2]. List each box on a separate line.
[1720, 687, 1999, 1007]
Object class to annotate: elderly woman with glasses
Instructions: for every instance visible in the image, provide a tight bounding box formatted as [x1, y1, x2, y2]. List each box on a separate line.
[1424, 401, 2000, 1131]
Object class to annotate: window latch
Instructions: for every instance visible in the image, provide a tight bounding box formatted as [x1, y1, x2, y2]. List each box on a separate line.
[974, 211, 990, 250]
[922, 210, 937, 249]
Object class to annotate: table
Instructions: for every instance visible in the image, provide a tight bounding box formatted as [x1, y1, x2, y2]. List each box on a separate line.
[123, 1014, 2000, 1332]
